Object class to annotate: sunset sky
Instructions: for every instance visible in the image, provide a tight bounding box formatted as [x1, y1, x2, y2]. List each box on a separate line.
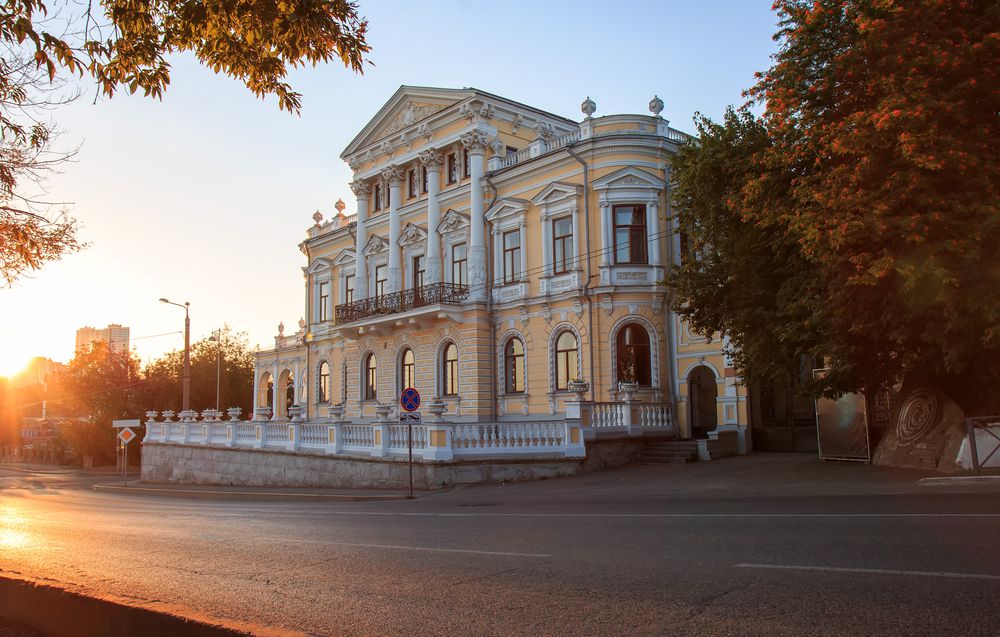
[0, 1, 779, 377]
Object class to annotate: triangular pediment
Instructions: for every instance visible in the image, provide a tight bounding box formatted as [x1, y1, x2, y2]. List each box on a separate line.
[362, 234, 389, 257]
[397, 222, 428, 247]
[592, 167, 665, 191]
[436, 209, 470, 236]
[485, 197, 530, 222]
[332, 249, 356, 266]
[305, 257, 332, 274]
[531, 181, 582, 206]
[341, 86, 476, 158]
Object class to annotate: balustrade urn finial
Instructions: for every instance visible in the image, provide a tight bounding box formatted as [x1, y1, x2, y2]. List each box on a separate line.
[649, 95, 664, 117]
[335, 198, 346, 214]
[581, 96, 596, 118]
[312, 210, 323, 226]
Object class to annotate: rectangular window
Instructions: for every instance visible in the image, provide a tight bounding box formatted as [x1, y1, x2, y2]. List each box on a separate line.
[318, 281, 330, 322]
[407, 169, 417, 199]
[552, 216, 574, 275]
[502, 230, 521, 284]
[412, 255, 425, 290]
[375, 264, 387, 300]
[452, 243, 468, 287]
[421, 166, 428, 193]
[372, 183, 382, 212]
[463, 149, 470, 179]
[447, 153, 458, 184]
[613, 204, 648, 264]
[344, 275, 355, 304]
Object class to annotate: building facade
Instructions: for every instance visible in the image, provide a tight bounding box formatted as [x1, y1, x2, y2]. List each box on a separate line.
[75, 324, 130, 355]
[251, 86, 750, 447]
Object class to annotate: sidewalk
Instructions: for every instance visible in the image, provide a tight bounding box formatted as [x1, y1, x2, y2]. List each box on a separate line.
[92, 480, 438, 502]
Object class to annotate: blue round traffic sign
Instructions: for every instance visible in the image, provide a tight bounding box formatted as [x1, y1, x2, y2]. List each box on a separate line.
[400, 387, 420, 412]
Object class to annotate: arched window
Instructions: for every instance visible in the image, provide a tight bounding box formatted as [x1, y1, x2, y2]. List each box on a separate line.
[364, 353, 377, 400]
[504, 338, 525, 393]
[616, 323, 651, 386]
[442, 343, 458, 396]
[400, 348, 415, 390]
[554, 331, 578, 391]
[318, 361, 330, 403]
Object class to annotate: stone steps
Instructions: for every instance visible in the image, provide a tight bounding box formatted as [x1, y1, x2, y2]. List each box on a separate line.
[638, 440, 699, 465]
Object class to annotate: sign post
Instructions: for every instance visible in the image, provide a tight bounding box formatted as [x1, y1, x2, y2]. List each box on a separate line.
[113, 419, 140, 487]
[400, 388, 421, 499]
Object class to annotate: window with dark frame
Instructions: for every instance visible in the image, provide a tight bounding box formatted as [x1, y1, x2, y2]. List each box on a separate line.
[364, 353, 377, 400]
[463, 149, 470, 179]
[552, 216, 573, 274]
[452, 243, 468, 286]
[616, 324, 652, 386]
[555, 331, 578, 391]
[318, 281, 330, 322]
[401, 348, 415, 391]
[407, 169, 417, 198]
[375, 264, 388, 301]
[318, 361, 330, 403]
[421, 166, 428, 193]
[613, 204, 648, 264]
[442, 343, 458, 396]
[345, 275, 355, 304]
[412, 255, 425, 290]
[447, 153, 458, 184]
[504, 338, 525, 393]
[502, 229, 521, 284]
[373, 183, 382, 212]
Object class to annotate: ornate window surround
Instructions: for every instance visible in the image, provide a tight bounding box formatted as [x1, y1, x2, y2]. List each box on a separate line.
[436, 210, 470, 285]
[332, 249, 356, 304]
[361, 234, 390, 296]
[397, 222, 428, 286]
[496, 330, 528, 397]
[593, 167, 665, 288]
[316, 359, 331, 404]
[532, 182, 583, 296]
[547, 323, 583, 395]
[608, 315, 662, 401]
[305, 258, 332, 325]
[485, 197, 529, 303]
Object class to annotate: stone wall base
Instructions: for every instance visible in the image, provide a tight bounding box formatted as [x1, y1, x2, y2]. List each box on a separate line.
[141, 438, 650, 489]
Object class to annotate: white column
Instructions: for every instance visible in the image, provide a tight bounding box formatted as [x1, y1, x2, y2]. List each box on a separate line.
[518, 221, 527, 280]
[270, 363, 278, 421]
[647, 198, 661, 266]
[541, 212, 552, 278]
[462, 130, 489, 301]
[600, 201, 612, 266]
[383, 166, 403, 293]
[419, 151, 444, 284]
[350, 180, 370, 299]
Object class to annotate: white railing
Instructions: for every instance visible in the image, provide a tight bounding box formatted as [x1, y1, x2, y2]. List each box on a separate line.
[342, 424, 376, 450]
[591, 402, 626, 429]
[209, 423, 228, 443]
[263, 423, 289, 447]
[638, 403, 674, 430]
[452, 422, 567, 455]
[300, 424, 328, 447]
[498, 146, 532, 168]
[546, 130, 580, 152]
[387, 425, 428, 451]
[235, 423, 256, 443]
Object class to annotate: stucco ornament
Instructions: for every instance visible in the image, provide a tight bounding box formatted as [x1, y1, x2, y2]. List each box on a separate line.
[581, 96, 596, 118]
[312, 210, 323, 226]
[349, 179, 371, 198]
[460, 129, 490, 152]
[489, 137, 505, 156]
[649, 95, 664, 117]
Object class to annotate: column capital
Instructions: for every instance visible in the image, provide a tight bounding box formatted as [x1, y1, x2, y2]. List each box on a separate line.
[380, 166, 403, 185]
[349, 179, 371, 198]
[460, 130, 490, 155]
[418, 149, 444, 168]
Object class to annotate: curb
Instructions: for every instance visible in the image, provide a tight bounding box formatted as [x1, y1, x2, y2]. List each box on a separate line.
[917, 475, 1000, 486]
[92, 483, 417, 501]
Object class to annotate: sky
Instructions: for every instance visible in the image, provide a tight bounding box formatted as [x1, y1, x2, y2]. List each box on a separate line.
[0, 0, 780, 377]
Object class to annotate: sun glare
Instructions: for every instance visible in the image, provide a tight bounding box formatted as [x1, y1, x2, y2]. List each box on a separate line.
[0, 339, 34, 378]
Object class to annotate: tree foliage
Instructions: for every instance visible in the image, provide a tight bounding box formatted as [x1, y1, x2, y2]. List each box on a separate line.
[1, 0, 371, 285]
[671, 0, 1000, 410]
[140, 327, 255, 415]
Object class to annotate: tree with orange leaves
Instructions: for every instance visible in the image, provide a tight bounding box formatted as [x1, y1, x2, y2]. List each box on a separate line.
[672, 0, 1000, 411]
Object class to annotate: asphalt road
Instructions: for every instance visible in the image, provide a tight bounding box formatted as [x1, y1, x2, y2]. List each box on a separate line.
[1, 462, 999, 636]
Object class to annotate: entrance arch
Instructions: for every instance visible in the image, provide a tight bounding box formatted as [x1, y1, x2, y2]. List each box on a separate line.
[257, 371, 274, 414]
[688, 365, 718, 439]
[276, 369, 294, 420]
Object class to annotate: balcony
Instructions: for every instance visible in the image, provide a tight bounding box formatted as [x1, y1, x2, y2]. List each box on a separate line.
[335, 282, 471, 326]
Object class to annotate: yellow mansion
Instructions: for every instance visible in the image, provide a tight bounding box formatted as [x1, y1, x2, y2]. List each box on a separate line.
[250, 86, 751, 456]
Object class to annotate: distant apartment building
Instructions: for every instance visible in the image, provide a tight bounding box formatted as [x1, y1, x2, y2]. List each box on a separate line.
[75, 324, 130, 354]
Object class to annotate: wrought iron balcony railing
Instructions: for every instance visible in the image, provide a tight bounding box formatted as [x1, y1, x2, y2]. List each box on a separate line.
[335, 282, 471, 324]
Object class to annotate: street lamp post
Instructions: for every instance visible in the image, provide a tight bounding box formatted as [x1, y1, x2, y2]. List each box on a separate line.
[208, 330, 223, 411]
[159, 298, 191, 412]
